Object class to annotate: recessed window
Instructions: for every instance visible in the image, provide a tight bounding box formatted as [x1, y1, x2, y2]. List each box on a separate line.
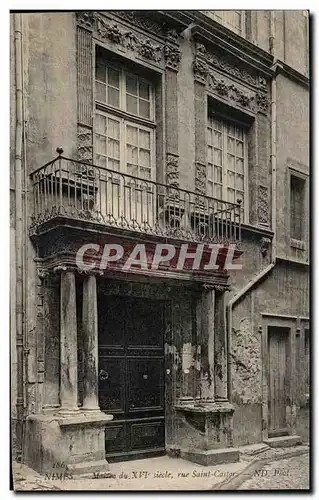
[94, 54, 155, 180]
[290, 175, 305, 241]
[207, 113, 247, 220]
[204, 10, 244, 36]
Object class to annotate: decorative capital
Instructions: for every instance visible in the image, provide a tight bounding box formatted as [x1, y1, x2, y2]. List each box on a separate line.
[193, 57, 208, 84]
[37, 268, 50, 280]
[164, 45, 181, 70]
[260, 237, 271, 256]
[78, 268, 104, 277]
[76, 11, 95, 30]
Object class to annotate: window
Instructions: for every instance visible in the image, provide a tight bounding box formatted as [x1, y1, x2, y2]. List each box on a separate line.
[203, 10, 244, 36]
[290, 175, 305, 240]
[95, 60, 153, 120]
[207, 114, 247, 220]
[95, 56, 155, 179]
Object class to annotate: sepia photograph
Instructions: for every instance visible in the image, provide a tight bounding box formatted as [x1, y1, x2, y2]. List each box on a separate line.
[9, 8, 310, 491]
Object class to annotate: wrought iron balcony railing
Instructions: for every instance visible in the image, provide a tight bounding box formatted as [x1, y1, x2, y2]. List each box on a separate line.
[30, 155, 241, 244]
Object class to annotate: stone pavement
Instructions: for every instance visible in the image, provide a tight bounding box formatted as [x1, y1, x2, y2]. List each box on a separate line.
[12, 444, 310, 491]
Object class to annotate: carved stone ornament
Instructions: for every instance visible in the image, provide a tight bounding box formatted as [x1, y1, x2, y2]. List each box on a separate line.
[164, 45, 181, 70]
[78, 125, 93, 164]
[193, 57, 209, 84]
[166, 154, 179, 188]
[95, 15, 163, 64]
[195, 162, 207, 195]
[76, 11, 95, 30]
[256, 92, 269, 114]
[260, 237, 271, 256]
[138, 38, 162, 63]
[195, 42, 259, 89]
[257, 185, 270, 225]
[208, 73, 255, 111]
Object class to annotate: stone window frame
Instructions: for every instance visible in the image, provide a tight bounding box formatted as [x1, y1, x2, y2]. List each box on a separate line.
[206, 111, 249, 224]
[287, 164, 309, 250]
[92, 41, 164, 184]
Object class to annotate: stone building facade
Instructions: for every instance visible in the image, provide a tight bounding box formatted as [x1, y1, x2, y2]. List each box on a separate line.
[10, 10, 309, 474]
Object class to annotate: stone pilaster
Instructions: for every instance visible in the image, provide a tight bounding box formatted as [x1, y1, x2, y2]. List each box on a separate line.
[214, 292, 228, 401]
[199, 287, 215, 403]
[58, 268, 79, 414]
[82, 273, 100, 411]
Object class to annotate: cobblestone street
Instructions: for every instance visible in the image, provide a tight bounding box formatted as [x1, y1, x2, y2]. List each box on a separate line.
[238, 454, 310, 490]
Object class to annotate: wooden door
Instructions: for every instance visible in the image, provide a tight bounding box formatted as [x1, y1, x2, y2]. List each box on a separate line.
[268, 327, 290, 437]
[98, 295, 165, 462]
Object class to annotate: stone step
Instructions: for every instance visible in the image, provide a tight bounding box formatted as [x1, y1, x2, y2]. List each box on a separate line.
[239, 443, 270, 456]
[180, 447, 240, 466]
[263, 435, 302, 448]
[67, 459, 112, 477]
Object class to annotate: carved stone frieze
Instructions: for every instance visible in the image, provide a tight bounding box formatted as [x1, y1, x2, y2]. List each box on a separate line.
[95, 15, 163, 64]
[257, 185, 269, 225]
[115, 11, 165, 38]
[164, 45, 181, 70]
[166, 154, 179, 188]
[208, 73, 255, 111]
[195, 42, 269, 91]
[77, 125, 93, 164]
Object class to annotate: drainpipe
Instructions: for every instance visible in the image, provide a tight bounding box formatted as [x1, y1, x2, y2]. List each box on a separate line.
[14, 12, 25, 461]
[226, 11, 277, 401]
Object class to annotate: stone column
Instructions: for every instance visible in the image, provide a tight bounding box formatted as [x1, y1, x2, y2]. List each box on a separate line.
[82, 273, 100, 411]
[199, 286, 215, 403]
[214, 292, 228, 401]
[58, 268, 79, 414]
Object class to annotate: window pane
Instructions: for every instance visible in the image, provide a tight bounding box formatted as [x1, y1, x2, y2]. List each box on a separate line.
[207, 181, 214, 198]
[96, 155, 106, 168]
[96, 135, 107, 155]
[215, 184, 222, 199]
[236, 140, 244, 157]
[127, 94, 138, 115]
[214, 166, 222, 183]
[139, 129, 150, 149]
[235, 126, 244, 140]
[228, 171, 235, 188]
[108, 67, 120, 88]
[108, 138, 120, 159]
[236, 158, 244, 174]
[107, 119, 120, 140]
[207, 127, 213, 146]
[108, 87, 119, 107]
[140, 149, 150, 168]
[227, 137, 235, 153]
[96, 82, 106, 102]
[108, 159, 120, 171]
[235, 174, 244, 191]
[139, 81, 150, 100]
[207, 145, 213, 165]
[214, 130, 222, 148]
[96, 114, 106, 134]
[127, 163, 139, 177]
[127, 125, 138, 145]
[227, 154, 235, 170]
[96, 62, 106, 82]
[139, 99, 150, 119]
[227, 188, 235, 203]
[214, 149, 222, 166]
[127, 144, 138, 164]
[140, 167, 151, 180]
[126, 74, 138, 95]
[227, 123, 235, 136]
